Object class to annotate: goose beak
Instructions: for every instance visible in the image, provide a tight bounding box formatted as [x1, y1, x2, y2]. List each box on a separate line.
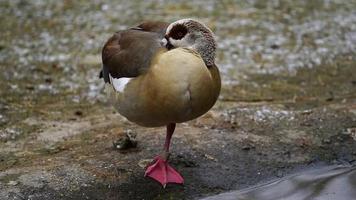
[162, 36, 174, 50]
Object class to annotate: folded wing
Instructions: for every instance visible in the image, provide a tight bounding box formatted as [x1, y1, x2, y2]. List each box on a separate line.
[101, 21, 169, 83]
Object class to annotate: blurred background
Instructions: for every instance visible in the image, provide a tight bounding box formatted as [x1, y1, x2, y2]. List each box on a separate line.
[0, 0, 356, 200]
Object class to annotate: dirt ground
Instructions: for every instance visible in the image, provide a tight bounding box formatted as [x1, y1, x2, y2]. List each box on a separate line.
[0, 1, 356, 200]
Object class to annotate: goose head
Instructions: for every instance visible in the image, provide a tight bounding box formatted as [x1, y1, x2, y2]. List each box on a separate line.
[164, 19, 216, 67]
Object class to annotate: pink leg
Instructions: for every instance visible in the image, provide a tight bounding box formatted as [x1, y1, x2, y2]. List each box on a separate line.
[144, 123, 184, 187]
[163, 123, 175, 154]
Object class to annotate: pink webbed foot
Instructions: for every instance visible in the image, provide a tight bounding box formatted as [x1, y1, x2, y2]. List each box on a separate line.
[144, 156, 184, 187]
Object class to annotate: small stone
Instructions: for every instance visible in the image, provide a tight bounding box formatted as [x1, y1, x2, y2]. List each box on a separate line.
[113, 139, 137, 150]
[7, 180, 19, 186]
[204, 154, 217, 162]
[325, 97, 333, 101]
[222, 165, 230, 170]
[242, 146, 251, 151]
[74, 110, 83, 116]
[81, 183, 89, 187]
[44, 77, 52, 83]
[301, 110, 313, 115]
[25, 85, 35, 90]
[322, 138, 331, 144]
[242, 144, 255, 151]
[113, 130, 137, 150]
[270, 44, 279, 49]
[138, 159, 153, 168]
[344, 127, 356, 141]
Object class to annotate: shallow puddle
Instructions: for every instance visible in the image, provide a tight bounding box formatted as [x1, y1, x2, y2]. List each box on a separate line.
[202, 165, 356, 200]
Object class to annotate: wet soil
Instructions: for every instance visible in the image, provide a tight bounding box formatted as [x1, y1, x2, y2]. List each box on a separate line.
[0, 0, 356, 200]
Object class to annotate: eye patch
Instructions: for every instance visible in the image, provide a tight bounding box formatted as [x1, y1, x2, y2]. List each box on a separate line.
[169, 24, 188, 40]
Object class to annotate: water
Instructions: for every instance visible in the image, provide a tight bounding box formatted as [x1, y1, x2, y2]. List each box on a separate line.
[202, 165, 356, 200]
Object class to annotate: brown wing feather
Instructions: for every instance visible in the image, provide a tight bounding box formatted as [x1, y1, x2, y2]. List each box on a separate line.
[136, 21, 168, 37]
[101, 21, 168, 81]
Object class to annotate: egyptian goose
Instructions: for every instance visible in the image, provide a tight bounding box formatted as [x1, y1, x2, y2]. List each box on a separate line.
[100, 19, 221, 187]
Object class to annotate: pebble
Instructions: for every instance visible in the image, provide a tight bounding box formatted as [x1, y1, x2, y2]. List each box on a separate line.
[113, 130, 137, 150]
[7, 180, 19, 186]
[204, 154, 217, 162]
[138, 159, 153, 168]
[322, 138, 331, 144]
